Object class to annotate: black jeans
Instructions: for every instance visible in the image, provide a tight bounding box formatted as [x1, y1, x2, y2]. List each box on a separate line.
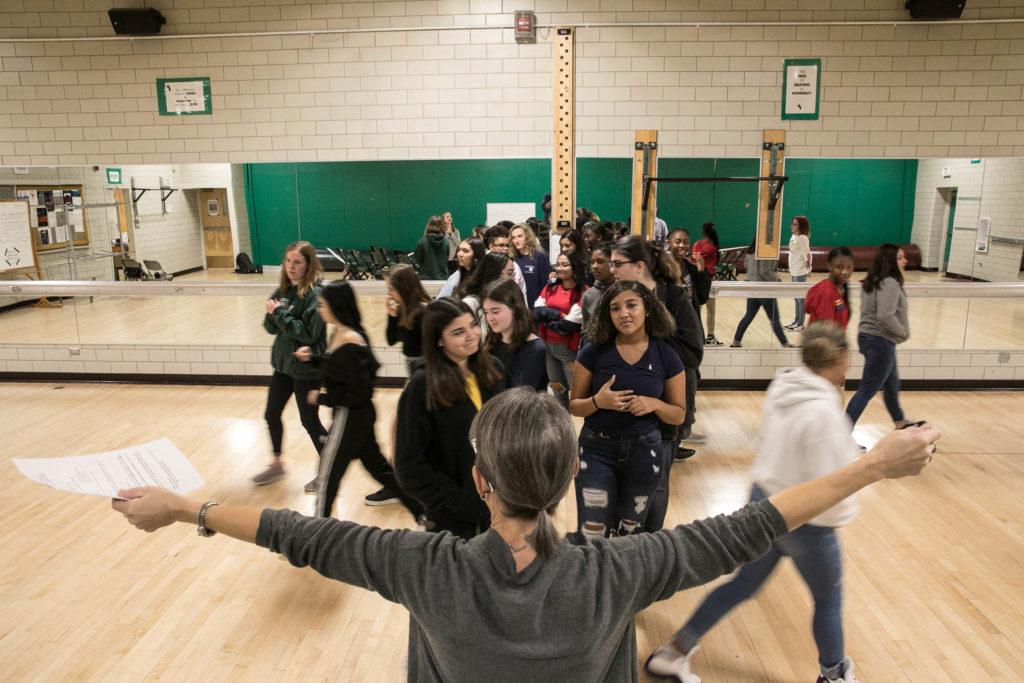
[264, 370, 327, 457]
[733, 298, 789, 346]
[315, 404, 422, 520]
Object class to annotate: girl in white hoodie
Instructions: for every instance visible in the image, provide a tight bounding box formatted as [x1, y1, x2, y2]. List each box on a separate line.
[646, 321, 861, 683]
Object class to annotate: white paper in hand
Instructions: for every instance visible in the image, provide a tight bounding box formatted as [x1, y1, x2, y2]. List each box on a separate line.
[13, 438, 204, 498]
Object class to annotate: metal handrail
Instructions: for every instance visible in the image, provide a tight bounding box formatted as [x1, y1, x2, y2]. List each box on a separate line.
[5, 279, 1024, 299]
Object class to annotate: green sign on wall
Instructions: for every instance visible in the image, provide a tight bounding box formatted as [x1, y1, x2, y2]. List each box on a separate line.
[157, 77, 212, 116]
[781, 58, 821, 120]
[106, 167, 121, 184]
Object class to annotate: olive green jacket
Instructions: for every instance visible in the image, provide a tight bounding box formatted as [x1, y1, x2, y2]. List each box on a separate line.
[262, 284, 326, 379]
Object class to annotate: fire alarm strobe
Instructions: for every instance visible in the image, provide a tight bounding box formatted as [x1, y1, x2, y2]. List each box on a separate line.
[514, 10, 536, 43]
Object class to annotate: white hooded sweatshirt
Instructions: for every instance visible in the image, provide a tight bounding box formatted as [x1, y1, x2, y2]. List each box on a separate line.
[749, 365, 860, 528]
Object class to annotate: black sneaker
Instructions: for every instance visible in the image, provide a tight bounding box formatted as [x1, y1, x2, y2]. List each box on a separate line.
[674, 447, 696, 462]
[364, 487, 401, 506]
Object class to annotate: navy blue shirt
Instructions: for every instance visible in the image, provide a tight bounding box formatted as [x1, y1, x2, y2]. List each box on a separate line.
[490, 337, 548, 392]
[576, 337, 684, 434]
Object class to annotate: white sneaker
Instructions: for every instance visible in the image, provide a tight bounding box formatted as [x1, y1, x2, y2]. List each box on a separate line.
[644, 644, 701, 683]
[816, 657, 859, 683]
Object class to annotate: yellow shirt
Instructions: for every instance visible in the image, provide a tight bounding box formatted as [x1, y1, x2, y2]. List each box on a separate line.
[464, 372, 482, 411]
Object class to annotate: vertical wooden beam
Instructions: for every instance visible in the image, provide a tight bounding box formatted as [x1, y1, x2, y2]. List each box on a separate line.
[630, 130, 658, 239]
[755, 129, 785, 260]
[551, 27, 575, 239]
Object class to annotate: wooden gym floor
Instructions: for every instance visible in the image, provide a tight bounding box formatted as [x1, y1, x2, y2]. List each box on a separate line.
[1, 382, 1022, 681]
[1, 270, 1022, 350]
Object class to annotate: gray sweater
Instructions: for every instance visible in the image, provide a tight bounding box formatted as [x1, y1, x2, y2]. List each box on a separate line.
[743, 253, 782, 283]
[858, 278, 909, 343]
[255, 499, 788, 681]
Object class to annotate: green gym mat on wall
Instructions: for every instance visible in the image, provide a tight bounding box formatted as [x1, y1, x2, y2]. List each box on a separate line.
[244, 158, 917, 265]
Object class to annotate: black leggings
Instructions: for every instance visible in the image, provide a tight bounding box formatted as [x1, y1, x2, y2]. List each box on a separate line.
[264, 371, 327, 457]
[315, 404, 422, 520]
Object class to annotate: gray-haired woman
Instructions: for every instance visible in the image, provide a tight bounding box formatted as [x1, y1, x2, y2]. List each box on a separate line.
[112, 389, 938, 681]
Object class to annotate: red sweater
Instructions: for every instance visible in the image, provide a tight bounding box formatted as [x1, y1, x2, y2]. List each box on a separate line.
[805, 278, 850, 329]
[536, 282, 585, 351]
[692, 239, 718, 279]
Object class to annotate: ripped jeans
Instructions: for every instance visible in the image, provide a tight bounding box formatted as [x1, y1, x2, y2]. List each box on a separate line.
[574, 426, 663, 539]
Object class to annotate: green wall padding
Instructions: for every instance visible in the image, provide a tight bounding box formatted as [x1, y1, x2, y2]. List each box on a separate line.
[244, 158, 918, 265]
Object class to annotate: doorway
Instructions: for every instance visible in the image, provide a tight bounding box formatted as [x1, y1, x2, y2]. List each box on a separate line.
[199, 188, 233, 269]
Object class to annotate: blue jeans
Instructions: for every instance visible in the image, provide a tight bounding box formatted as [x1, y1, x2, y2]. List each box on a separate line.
[791, 273, 807, 325]
[575, 427, 663, 538]
[845, 331, 905, 426]
[644, 440, 676, 531]
[544, 340, 576, 409]
[674, 485, 845, 672]
[733, 298, 789, 346]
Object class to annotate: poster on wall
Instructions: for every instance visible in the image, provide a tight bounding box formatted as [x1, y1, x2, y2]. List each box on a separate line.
[156, 77, 213, 116]
[782, 58, 821, 120]
[486, 202, 535, 227]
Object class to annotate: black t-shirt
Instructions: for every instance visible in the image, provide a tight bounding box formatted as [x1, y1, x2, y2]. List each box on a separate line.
[576, 337, 684, 434]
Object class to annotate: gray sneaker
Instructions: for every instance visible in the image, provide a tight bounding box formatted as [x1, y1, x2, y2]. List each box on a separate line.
[253, 461, 285, 486]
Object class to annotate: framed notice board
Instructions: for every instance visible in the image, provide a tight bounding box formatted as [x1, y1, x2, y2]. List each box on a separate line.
[782, 58, 821, 121]
[14, 184, 90, 252]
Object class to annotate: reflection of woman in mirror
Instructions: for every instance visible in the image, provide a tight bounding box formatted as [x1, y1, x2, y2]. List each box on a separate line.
[845, 244, 917, 433]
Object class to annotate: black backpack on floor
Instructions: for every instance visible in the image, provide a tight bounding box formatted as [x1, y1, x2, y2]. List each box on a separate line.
[235, 252, 257, 274]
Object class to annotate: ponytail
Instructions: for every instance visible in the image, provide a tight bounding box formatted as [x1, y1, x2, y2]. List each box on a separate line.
[613, 235, 680, 286]
[528, 509, 560, 559]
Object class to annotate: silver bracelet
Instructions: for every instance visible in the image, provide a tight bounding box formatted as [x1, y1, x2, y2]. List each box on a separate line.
[197, 501, 219, 537]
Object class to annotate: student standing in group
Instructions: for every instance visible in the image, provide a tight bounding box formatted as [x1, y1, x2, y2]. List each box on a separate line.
[437, 237, 485, 298]
[253, 241, 328, 492]
[609, 237, 703, 531]
[442, 211, 461, 275]
[845, 244, 918, 431]
[394, 298, 508, 539]
[806, 247, 855, 329]
[510, 223, 551, 307]
[692, 222, 723, 346]
[485, 225, 528, 301]
[647, 322, 866, 683]
[458, 251, 515, 322]
[581, 243, 615, 331]
[731, 242, 793, 349]
[667, 228, 712, 321]
[569, 280, 686, 538]
[787, 215, 813, 331]
[385, 264, 429, 372]
[483, 280, 547, 392]
[534, 251, 588, 408]
[413, 215, 450, 281]
[293, 281, 421, 520]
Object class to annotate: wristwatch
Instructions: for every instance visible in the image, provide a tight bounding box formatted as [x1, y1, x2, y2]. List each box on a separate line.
[197, 501, 219, 537]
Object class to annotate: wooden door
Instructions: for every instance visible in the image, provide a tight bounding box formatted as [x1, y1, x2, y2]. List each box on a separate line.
[199, 188, 233, 268]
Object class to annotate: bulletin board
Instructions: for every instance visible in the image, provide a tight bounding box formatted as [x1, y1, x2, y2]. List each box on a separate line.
[14, 184, 90, 252]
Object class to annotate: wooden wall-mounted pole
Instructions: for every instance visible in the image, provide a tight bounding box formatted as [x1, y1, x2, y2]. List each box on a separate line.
[630, 130, 658, 239]
[755, 129, 786, 260]
[551, 27, 576, 242]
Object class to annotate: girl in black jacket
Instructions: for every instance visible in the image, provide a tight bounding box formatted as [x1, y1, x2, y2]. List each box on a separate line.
[295, 280, 421, 520]
[385, 264, 430, 371]
[394, 297, 508, 539]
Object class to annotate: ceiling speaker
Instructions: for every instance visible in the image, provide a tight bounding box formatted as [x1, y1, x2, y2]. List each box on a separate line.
[905, 0, 966, 19]
[107, 8, 167, 36]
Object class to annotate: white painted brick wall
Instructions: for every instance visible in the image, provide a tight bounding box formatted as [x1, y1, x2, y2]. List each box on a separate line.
[1, 2, 1023, 164]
